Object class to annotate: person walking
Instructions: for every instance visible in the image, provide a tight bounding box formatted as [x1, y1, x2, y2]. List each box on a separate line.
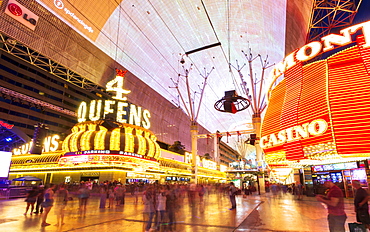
[143, 186, 156, 232]
[133, 184, 139, 204]
[295, 181, 304, 200]
[228, 182, 237, 210]
[114, 184, 124, 206]
[107, 187, 115, 208]
[165, 185, 178, 232]
[99, 185, 107, 208]
[352, 180, 370, 230]
[34, 185, 45, 214]
[154, 187, 167, 230]
[24, 186, 39, 215]
[54, 184, 69, 227]
[41, 184, 56, 227]
[77, 184, 90, 215]
[316, 181, 347, 232]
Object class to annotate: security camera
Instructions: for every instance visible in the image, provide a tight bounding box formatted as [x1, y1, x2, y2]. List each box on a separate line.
[180, 58, 185, 64]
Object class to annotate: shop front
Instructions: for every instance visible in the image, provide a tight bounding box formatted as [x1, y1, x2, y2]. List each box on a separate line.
[311, 161, 368, 197]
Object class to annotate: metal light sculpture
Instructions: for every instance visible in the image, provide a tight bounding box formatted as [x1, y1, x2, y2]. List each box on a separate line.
[170, 61, 214, 184]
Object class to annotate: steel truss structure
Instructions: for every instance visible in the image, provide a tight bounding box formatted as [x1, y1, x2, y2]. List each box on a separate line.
[307, 0, 363, 43]
[0, 31, 106, 94]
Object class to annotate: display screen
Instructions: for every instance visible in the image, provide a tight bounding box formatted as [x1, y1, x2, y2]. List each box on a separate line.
[0, 151, 12, 178]
[333, 163, 345, 170]
[345, 162, 358, 169]
[352, 168, 367, 184]
[313, 166, 324, 172]
[323, 164, 334, 171]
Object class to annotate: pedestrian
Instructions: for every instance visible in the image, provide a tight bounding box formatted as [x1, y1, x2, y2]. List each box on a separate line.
[143, 186, 156, 232]
[188, 182, 197, 206]
[99, 185, 107, 208]
[54, 184, 69, 227]
[155, 187, 167, 230]
[24, 186, 39, 215]
[114, 184, 124, 205]
[133, 184, 139, 204]
[77, 184, 90, 215]
[352, 180, 370, 229]
[315, 181, 347, 232]
[165, 185, 178, 232]
[228, 182, 237, 210]
[107, 187, 115, 208]
[41, 184, 56, 227]
[34, 185, 45, 214]
[198, 184, 206, 202]
[295, 181, 304, 200]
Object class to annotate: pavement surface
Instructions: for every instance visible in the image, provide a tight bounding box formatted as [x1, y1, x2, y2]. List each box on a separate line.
[0, 191, 358, 232]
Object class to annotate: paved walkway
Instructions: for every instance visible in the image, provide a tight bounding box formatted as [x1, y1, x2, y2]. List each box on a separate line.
[0, 192, 357, 232]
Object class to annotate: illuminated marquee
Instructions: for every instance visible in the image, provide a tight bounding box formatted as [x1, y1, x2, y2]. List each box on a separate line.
[270, 20, 370, 80]
[77, 70, 151, 129]
[260, 119, 328, 149]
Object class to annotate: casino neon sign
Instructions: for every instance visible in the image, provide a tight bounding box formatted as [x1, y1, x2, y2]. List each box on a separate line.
[270, 20, 370, 80]
[77, 70, 151, 129]
[260, 119, 328, 149]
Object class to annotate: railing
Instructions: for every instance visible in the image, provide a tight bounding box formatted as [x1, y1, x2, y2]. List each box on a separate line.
[0, 187, 32, 199]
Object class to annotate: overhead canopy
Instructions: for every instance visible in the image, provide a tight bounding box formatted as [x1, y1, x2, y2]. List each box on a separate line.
[12, 176, 42, 181]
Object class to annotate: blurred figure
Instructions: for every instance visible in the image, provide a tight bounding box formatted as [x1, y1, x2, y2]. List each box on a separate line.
[188, 182, 197, 206]
[41, 184, 56, 227]
[99, 185, 107, 208]
[270, 183, 279, 198]
[295, 181, 304, 200]
[228, 182, 237, 210]
[165, 185, 177, 232]
[316, 181, 346, 232]
[34, 185, 45, 214]
[24, 186, 39, 215]
[198, 184, 206, 202]
[143, 186, 156, 232]
[54, 184, 69, 227]
[114, 184, 124, 206]
[352, 180, 370, 230]
[155, 186, 167, 230]
[133, 184, 139, 204]
[77, 184, 90, 215]
[107, 187, 115, 208]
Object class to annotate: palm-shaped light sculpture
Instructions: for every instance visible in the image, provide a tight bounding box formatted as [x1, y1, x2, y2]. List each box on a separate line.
[170, 62, 214, 184]
[230, 47, 274, 191]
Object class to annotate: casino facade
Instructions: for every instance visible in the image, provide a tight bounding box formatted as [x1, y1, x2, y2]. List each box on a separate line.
[260, 20, 370, 196]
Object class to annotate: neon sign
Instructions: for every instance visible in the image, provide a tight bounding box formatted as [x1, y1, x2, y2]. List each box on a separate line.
[77, 70, 151, 129]
[0, 120, 14, 129]
[12, 134, 60, 155]
[260, 119, 328, 149]
[270, 20, 370, 80]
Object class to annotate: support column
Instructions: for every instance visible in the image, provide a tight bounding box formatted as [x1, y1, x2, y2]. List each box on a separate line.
[214, 136, 220, 166]
[191, 122, 198, 184]
[253, 114, 265, 193]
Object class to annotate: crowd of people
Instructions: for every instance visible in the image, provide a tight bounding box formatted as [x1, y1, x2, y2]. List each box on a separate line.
[23, 181, 238, 230]
[23, 179, 370, 231]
